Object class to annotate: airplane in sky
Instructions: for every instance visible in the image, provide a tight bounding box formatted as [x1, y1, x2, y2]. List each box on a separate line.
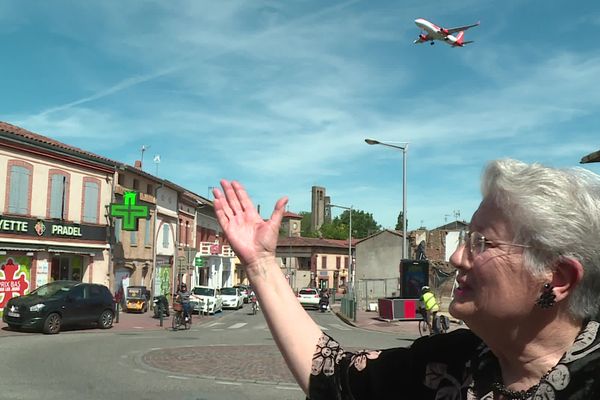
[413, 18, 480, 47]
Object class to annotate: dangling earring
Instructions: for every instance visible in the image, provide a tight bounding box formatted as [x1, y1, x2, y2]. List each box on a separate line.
[536, 283, 556, 309]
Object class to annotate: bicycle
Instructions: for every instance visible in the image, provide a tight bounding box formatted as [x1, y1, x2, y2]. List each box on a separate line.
[418, 308, 449, 337]
[172, 302, 191, 331]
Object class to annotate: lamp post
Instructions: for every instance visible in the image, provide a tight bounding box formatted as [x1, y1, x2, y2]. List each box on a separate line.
[327, 204, 353, 297]
[365, 139, 409, 259]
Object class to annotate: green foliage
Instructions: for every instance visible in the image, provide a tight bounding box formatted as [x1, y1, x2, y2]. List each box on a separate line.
[297, 209, 381, 239]
[395, 211, 407, 231]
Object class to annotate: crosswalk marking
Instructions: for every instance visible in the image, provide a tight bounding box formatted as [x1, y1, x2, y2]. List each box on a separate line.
[227, 322, 247, 329]
[206, 322, 225, 328]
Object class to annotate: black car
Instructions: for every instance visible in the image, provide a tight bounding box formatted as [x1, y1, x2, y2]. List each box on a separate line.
[3, 280, 115, 334]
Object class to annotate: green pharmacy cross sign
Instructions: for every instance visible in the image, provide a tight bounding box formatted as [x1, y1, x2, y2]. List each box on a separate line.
[110, 191, 149, 231]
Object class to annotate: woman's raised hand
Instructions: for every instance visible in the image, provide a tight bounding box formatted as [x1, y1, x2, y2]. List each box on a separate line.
[213, 180, 288, 267]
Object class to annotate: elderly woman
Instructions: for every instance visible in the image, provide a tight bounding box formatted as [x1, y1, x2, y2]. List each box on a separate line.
[212, 159, 600, 399]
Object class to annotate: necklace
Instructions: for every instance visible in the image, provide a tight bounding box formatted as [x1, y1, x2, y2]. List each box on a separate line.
[491, 369, 552, 400]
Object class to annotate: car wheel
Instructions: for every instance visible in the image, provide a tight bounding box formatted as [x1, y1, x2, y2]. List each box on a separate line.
[43, 313, 62, 334]
[98, 310, 114, 329]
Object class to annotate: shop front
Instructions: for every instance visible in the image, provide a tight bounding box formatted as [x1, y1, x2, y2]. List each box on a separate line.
[0, 215, 109, 315]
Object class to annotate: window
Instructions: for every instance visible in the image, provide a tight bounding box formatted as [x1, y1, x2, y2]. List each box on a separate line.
[117, 173, 125, 185]
[49, 173, 68, 219]
[114, 219, 122, 243]
[345, 256, 349, 269]
[147, 184, 153, 195]
[336, 256, 341, 270]
[321, 256, 327, 269]
[130, 229, 137, 246]
[133, 179, 139, 190]
[82, 179, 100, 223]
[144, 215, 152, 246]
[162, 224, 170, 248]
[8, 164, 32, 215]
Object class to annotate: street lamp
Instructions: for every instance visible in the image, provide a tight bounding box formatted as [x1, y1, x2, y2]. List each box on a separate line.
[327, 204, 353, 297]
[365, 138, 409, 259]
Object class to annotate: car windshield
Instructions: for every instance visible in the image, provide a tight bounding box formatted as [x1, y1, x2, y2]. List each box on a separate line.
[192, 287, 215, 296]
[221, 288, 237, 295]
[29, 281, 77, 298]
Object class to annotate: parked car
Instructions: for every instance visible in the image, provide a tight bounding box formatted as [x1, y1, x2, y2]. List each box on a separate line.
[297, 287, 321, 309]
[221, 287, 244, 309]
[2, 280, 115, 334]
[233, 284, 249, 303]
[190, 286, 223, 315]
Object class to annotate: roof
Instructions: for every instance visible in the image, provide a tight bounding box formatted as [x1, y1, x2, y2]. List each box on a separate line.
[434, 220, 468, 231]
[0, 121, 121, 167]
[355, 229, 403, 245]
[282, 211, 302, 219]
[277, 236, 354, 248]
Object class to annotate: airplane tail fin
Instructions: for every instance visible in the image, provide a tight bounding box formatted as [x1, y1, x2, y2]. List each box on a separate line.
[454, 31, 474, 47]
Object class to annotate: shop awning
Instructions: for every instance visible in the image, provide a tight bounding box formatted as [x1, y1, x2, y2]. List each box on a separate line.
[47, 246, 108, 256]
[0, 243, 47, 252]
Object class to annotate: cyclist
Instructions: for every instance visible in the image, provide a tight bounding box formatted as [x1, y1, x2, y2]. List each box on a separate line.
[176, 283, 192, 322]
[420, 286, 440, 335]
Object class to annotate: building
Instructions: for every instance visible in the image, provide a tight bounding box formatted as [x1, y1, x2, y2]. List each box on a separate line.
[276, 236, 352, 292]
[0, 121, 118, 314]
[310, 186, 330, 233]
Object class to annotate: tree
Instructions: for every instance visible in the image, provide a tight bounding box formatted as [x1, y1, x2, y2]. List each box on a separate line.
[299, 211, 320, 238]
[321, 209, 381, 239]
[395, 211, 407, 232]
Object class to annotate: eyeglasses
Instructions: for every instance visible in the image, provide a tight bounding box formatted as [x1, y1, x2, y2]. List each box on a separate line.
[458, 230, 530, 258]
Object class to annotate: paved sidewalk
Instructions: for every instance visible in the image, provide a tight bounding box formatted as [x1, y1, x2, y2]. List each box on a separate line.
[330, 302, 465, 340]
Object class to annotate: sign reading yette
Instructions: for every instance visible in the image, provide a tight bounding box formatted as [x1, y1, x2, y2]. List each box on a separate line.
[0, 215, 106, 240]
[110, 191, 149, 231]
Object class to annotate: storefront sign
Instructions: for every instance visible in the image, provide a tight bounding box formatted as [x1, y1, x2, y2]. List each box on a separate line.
[194, 257, 205, 267]
[36, 259, 49, 288]
[110, 191, 149, 231]
[0, 215, 106, 241]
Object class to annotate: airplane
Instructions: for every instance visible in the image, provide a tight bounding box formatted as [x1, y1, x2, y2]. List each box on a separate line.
[413, 18, 479, 47]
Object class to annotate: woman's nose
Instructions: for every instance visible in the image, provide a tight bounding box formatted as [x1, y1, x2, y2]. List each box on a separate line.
[450, 242, 470, 270]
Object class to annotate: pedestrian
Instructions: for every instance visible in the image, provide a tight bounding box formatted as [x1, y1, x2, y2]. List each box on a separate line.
[176, 283, 191, 321]
[212, 159, 600, 399]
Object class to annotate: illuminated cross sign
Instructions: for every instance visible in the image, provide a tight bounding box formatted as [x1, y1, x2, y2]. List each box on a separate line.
[110, 191, 149, 231]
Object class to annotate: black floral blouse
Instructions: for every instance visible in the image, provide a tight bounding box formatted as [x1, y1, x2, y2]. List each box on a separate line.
[308, 320, 600, 399]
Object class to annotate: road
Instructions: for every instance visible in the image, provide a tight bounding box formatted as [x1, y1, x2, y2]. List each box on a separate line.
[0, 304, 413, 400]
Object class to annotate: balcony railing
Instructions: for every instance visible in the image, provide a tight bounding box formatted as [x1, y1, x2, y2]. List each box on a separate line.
[197, 242, 235, 258]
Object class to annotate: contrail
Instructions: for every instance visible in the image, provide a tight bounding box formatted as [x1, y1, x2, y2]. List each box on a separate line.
[37, 0, 361, 117]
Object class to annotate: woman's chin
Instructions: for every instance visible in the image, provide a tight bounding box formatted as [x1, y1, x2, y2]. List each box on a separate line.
[449, 298, 474, 321]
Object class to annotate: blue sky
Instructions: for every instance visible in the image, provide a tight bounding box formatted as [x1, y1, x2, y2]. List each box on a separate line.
[3, 1, 600, 230]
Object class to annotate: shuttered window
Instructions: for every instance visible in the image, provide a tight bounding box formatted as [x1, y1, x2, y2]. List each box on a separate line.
[49, 174, 67, 219]
[114, 219, 122, 243]
[162, 224, 170, 248]
[144, 216, 152, 246]
[8, 165, 31, 215]
[82, 181, 99, 223]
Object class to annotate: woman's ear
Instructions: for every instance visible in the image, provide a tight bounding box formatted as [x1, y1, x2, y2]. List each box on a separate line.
[550, 257, 584, 303]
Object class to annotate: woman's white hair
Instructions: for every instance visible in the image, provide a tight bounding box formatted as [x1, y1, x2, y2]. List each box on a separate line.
[481, 159, 600, 320]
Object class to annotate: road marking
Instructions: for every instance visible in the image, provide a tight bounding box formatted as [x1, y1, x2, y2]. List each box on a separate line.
[216, 381, 242, 386]
[276, 386, 302, 391]
[328, 323, 351, 331]
[227, 323, 247, 329]
[168, 375, 190, 380]
[252, 324, 268, 330]
[317, 325, 329, 331]
[206, 322, 225, 327]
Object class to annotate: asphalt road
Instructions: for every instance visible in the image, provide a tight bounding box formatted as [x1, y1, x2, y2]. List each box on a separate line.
[0, 304, 412, 400]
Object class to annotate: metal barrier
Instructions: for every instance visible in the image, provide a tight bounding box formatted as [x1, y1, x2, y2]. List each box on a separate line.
[340, 295, 357, 322]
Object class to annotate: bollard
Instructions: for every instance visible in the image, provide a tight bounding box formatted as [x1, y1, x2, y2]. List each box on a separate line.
[115, 302, 120, 323]
[159, 303, 163, 327]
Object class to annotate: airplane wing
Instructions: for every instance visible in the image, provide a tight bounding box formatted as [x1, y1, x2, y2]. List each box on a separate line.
[446, 21, 480, 34]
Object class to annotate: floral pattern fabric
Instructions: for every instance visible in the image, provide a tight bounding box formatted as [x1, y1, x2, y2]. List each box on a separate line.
[308, 320, 600, 400]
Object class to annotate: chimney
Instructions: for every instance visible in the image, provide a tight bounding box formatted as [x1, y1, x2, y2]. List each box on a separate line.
[134, 160, 142, 169]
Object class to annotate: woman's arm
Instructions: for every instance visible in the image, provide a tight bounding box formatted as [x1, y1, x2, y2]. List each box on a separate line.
[213, 180, 322, 394]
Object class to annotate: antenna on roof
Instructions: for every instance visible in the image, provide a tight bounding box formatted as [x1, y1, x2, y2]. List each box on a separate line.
[153, 154, 161, 176]
[140, 145, 151, 170]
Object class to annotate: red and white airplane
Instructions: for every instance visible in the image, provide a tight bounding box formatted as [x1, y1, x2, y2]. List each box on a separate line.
[413, 18, 479, 47]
